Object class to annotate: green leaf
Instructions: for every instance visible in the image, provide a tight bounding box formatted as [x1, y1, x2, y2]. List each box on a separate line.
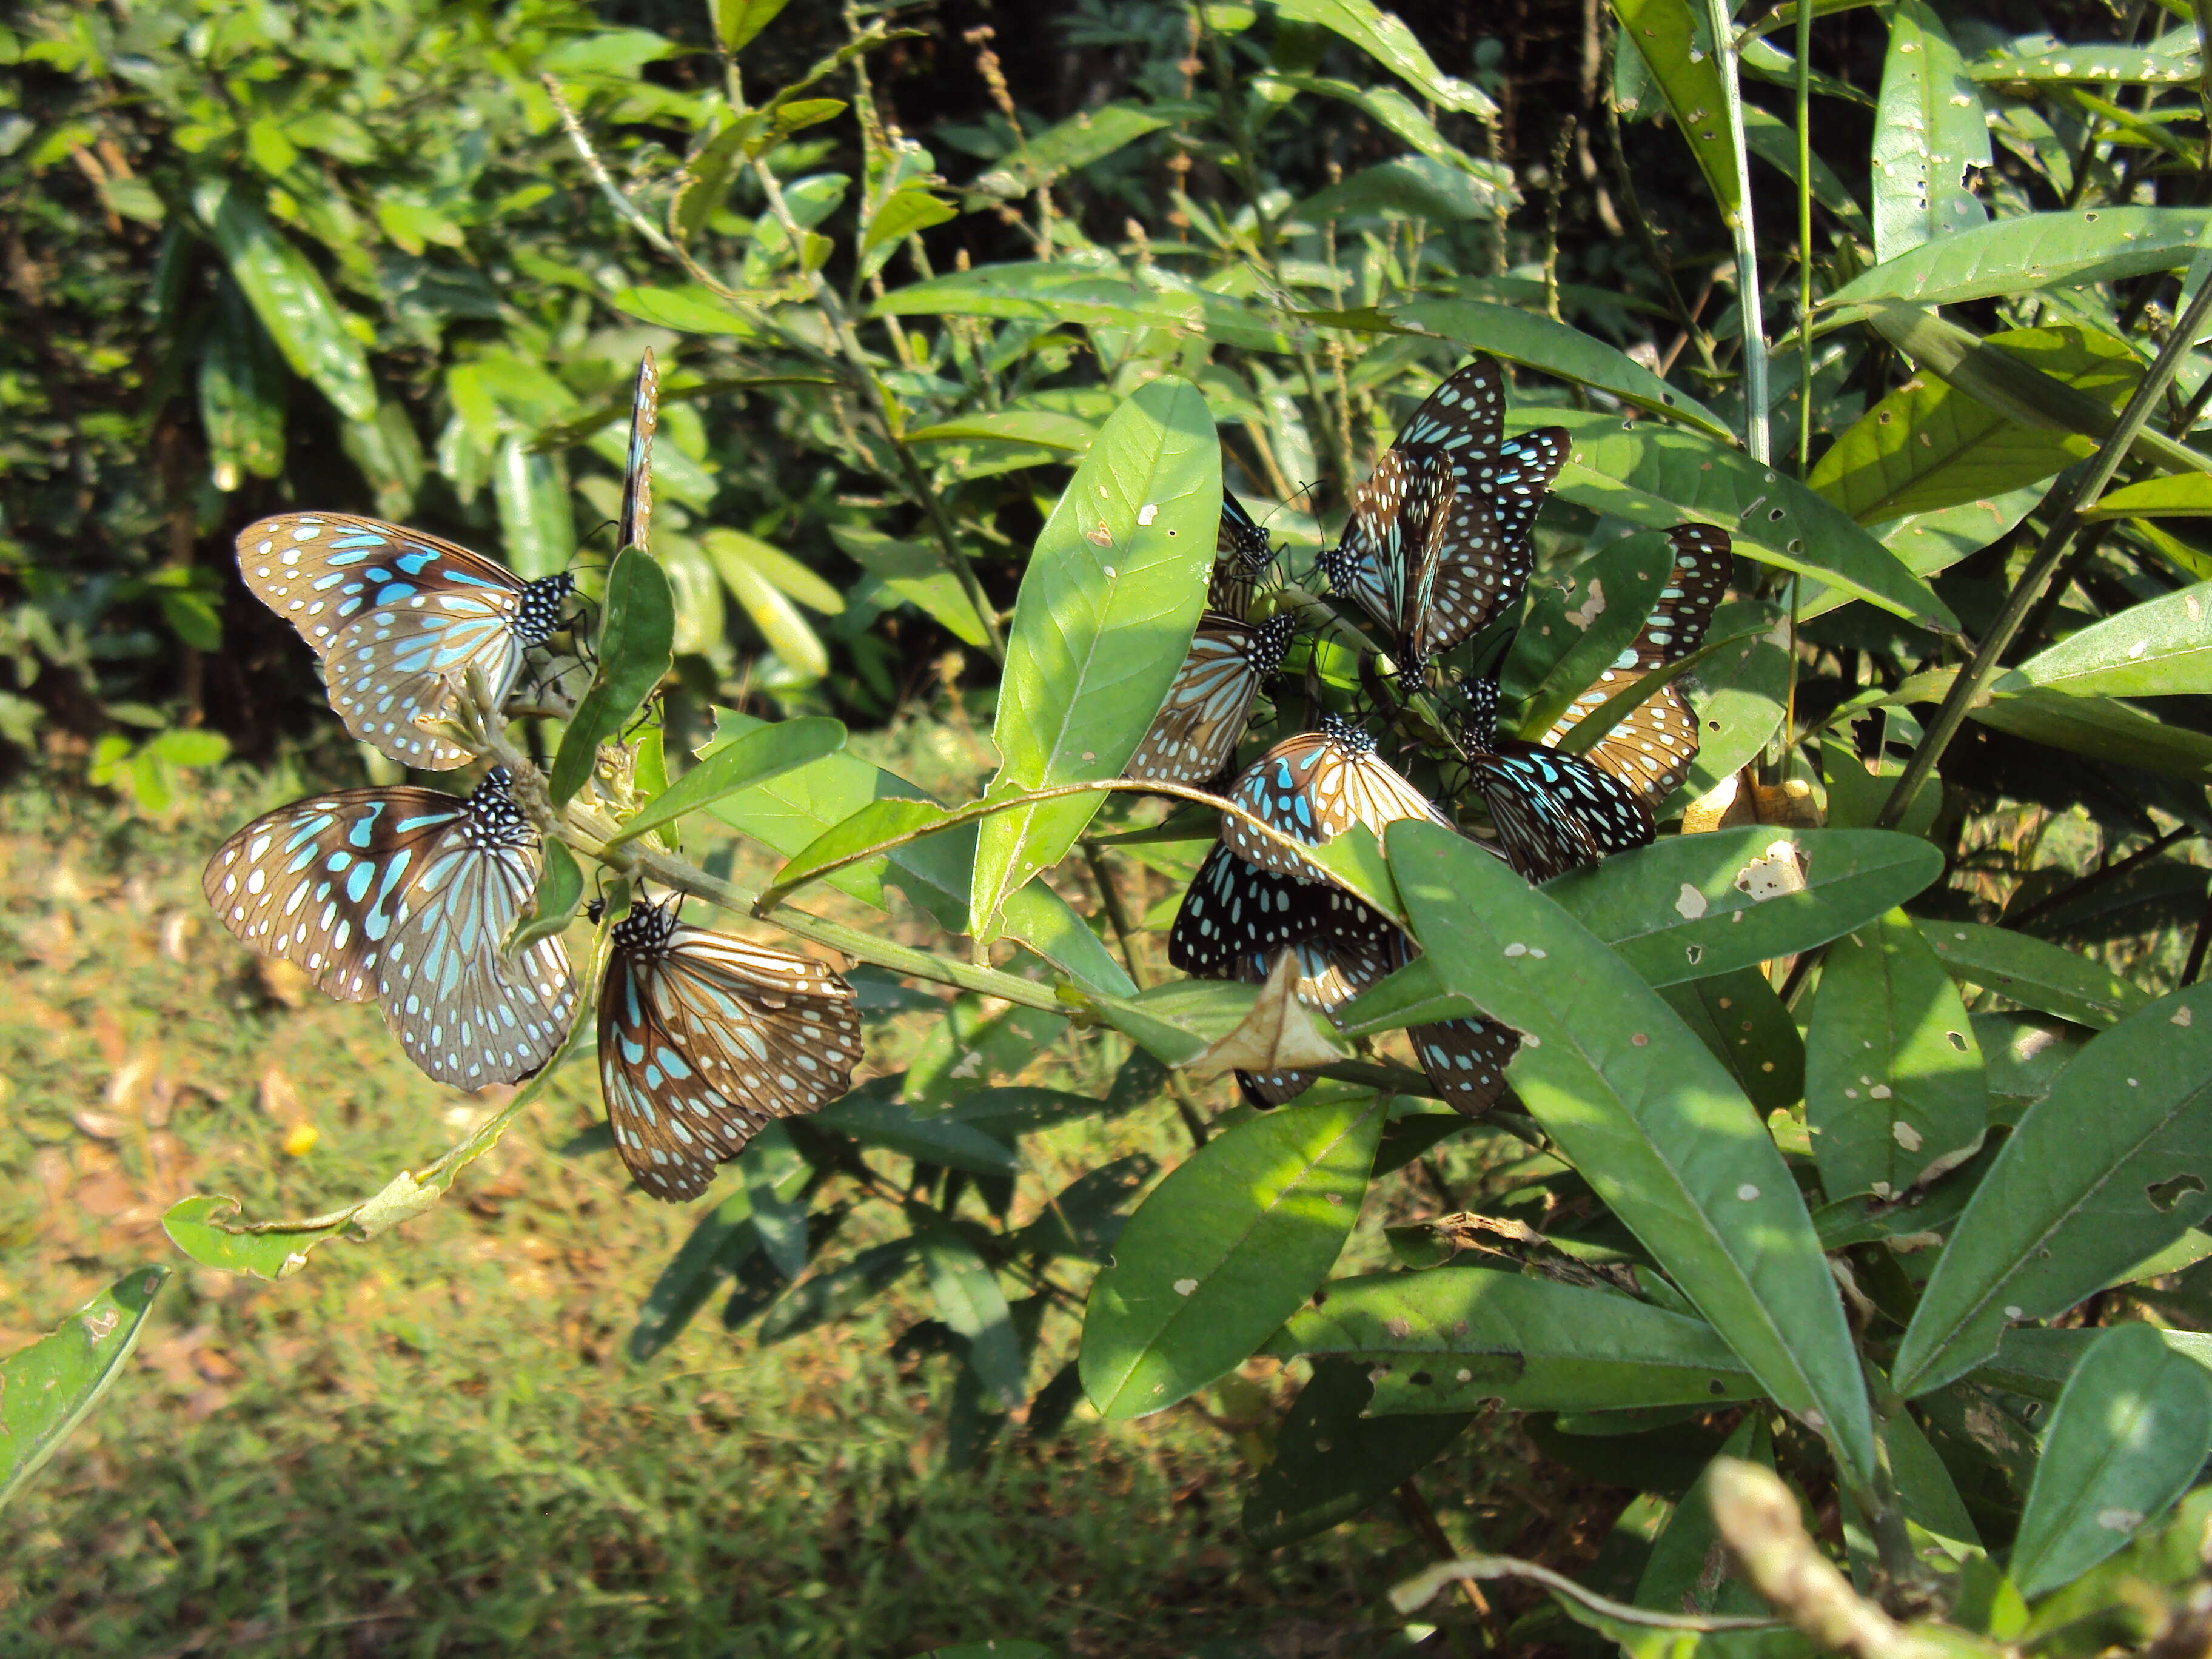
[2009, 1324, 2212, 1598]
[1016, 1154, 1156, 1262]
[871, 263, 1296, 352]
[971, 103, 1169, 198]
[1635, 1418, 1778, 1617]
[548, 547, 675, 807]
[831, 525, 993, 647]
[1610, 0, 1739, 218]
[700, 711, 1135, 998]
[1542, 827, 1945, 988]
[1389, 821, 1877, 1487]
[1971, 1325, 2212, 1404]
[813, 1090, 1017, 1177]
[860, 186, 957, 276]
[758, 1239, 919, 1344]
[1971, 684, 2212, 782]
[492, 435, 574, 581]
[1273, 0, 1496, 115]
[1809, 327, 2133, 524]
[610, 284, 759, 337]
[199, 284, 287, 486]
[1805, 910, 1988, 1203]
[505, 837, 583, 957]
[628, 1191, 760, 1361]
[1925, 922, 2150, 1030]
[1291, 157, 1507, 224]
[1826, 207, 2212, 313]
[1532, 412, 1958, 629]
[703, 530, 830, 679]
[2006, 583, 2212, 698]
[1511, 533, 1675, 739]
[1079, 1096, 1383, 1419]
[1678, 603, 1792, 805]
[1972, 27, 2204, 86]
[904, 410, 1099, 454]
[606, 717, 846, 850]
[1256, 73, 1488, 176]
[2084, 475, 2212, 521]
[920, 1227, 1025, 1410]
[163, 1193, 349, 1279]
[0, 1267, 169, 1510]
[1242, 1362, 1472, 1547]
[1265, 1265, 1761, 1416]
[1661, 967, 1805, 1113]
[1891, 982, 2212, 1397]
[970, 377, 1218, 937]
[1871, 0, 1990, 261]
[193, 179, 376, 421]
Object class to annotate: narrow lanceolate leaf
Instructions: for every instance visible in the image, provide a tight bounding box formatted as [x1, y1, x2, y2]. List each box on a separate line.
[1527, 411, 1957, 629]
[1892, 983, 2212, 1398]
[506, 837, 584, 957]
[1542, 826, 1944, 988]
[1388, 822, 1877, 1488]
[1, 1267, 169, 1510]
[1870, 0, 1989, 262]
[970, 103, 1168, 198]
[970, 378, 1218, 938]
[1971, 685, 2212, 783]
[2009, 1324, 2212, 1599]
[1274, 0, 1497, 116]
[548, 547, 676, 807]
[702, 710, 1134, 998]
[1612, 0, 1740, 221]
[1079, 1096, 1383, 1419]
[1662, 967, 1805, 1113]
[1806, 910, 1988, 1203]
[1925, 926, 2150, 1031]
[1809, 327, 2133, 525]
[193, 180, 377, 421]
[1265, 1266, 1760, 1416]
[2006, 583, 2212, 699]
[1825, 207, 2212, 312]
[2085, 476, 2212, 521]
[606, 717, 846, 849]
[1242, 1363, 1473, 1549]
[920, 1226, 1027, 1410]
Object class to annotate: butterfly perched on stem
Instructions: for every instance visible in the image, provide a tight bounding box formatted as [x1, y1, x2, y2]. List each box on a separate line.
[1219, 713, 1450, 882]
[237, 514, 576, 769]
[619, 349, 658, 555]
[1316, 358, 1569, 672]
[597, 895, 862, 1202]
[1125, 493, 1296, 789]
[202, 768, 578, 1087]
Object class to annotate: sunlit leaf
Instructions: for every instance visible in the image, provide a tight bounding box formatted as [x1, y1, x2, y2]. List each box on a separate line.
[0, 1268, 169, 1510]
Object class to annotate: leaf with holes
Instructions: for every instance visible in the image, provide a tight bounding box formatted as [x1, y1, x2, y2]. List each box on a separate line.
[1, 1268, 169, 1510]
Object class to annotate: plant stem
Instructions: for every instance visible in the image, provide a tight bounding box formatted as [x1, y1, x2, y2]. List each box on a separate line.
[2005, 825, 2193, 930]
[1708, 0, 1769, 462]
[1082, 843, 1212, 1148]
[1876, 275, 2212, 826]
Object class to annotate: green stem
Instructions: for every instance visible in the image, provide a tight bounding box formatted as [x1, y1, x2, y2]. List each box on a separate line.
[1708, 0, 1769, 462]
[1875, 273, 2212, 826]
[1082, 843, 1212, 1148]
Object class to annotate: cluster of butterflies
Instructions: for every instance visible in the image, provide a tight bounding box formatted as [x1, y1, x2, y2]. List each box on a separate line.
[204, 354, 862, 1202]
[1130, 356, 1731, 1113]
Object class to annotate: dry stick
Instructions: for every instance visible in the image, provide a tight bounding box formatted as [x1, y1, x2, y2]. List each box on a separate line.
[2005, 825, 2194, 930]
[1395, 1477, 1495, 1635]
[1081, 843, 1212, 1149]
[1875, 275, 2212, 829]
[2182, 886, 2212, 984]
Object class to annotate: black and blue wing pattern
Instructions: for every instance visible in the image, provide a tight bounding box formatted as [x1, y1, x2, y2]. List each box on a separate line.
[1212, 491, 1279, 618]
[598, 898, 862, 1202]
[1220, 714, 1448, 882]
[238, 513, 575, 769]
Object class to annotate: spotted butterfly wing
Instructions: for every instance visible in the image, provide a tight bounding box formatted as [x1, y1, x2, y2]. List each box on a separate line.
[1220, 713, 1449, 882]
[1232, 932, 1396, 1108]
[1168, 841, 1386, 977]
[619, 350, 659, 555]
[1539, 524, 1731, 811]
[1125, 612, 1295, 788]
[1378, 933, 1522, 1116]
[1212, 491, 1279, 618]
[599, 899, 862, 1202]
[1420, 428, 1569, 661]
[204, 769, 578, 1087]
[239, 513, 576, 769]
[1315, 447, 1446, 658]
[1471, 745, 1655, 881]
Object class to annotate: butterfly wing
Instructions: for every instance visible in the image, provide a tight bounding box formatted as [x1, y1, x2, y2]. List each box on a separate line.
[1474, 748, 1655, 880]
[376, 819, 577, 1088]
[323, 598, 533, 770]
[1222, 726, 1449, 880]
[1541, 523, 1732, 810]
[600, 923, 860, 1201]
[202, 786, 464, 1003]
[1319, 449, 1441, 645]
[1212, 492, 1277, 618]
[1232, 929, 1396, 1108]
[1125, 613, 1292, 788]
[1168, 842, 1381, 977]
[236, 513, 526, 662]
[620, 350, 659, 555]
[1379, 931, 1521, 1116]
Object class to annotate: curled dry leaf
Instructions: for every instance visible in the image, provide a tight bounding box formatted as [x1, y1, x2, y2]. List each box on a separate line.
[1181, 949, 1349, 1079]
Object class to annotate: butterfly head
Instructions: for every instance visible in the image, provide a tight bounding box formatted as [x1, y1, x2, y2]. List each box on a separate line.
[1454, 675, 1501, 754]
[1218, 492, 1277, 574]
[515, 573, 577, 647]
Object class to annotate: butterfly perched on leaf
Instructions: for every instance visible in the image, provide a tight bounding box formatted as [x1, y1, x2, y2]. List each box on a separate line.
[238, 514, 577, 769]
[619, 349, 658, 555]
[1316, 357, 1569, 671]
[1125, 493, 1296, 788]
[203, 768, 578, 1088]
[598, 895, 862, 1202]
[1219, 713, 1449, 882]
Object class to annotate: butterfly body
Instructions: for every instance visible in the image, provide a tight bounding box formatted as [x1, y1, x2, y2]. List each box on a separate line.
[599, 899, 862, 1202]
[1212, 491, 1279, 618]
[238, 513, 575, 769]
[203, 769, 577, 1087]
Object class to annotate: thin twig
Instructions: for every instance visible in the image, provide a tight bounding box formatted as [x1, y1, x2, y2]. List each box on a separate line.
[2005, 826, 2193, 930]
[1082, 843, 1212, 1148]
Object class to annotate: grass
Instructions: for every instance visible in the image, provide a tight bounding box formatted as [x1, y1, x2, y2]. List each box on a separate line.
[0, 729, 1631, 1659]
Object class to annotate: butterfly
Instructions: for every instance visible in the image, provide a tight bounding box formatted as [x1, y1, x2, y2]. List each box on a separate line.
[237, 514, 577, 770]
[1456, 670, 1657, 881]
[1537, 523, 1731, 812]
[1382, 932, 1523, 1117]
[1316, 358, 1569, 670]
[619, 350, 659, 555]
[203, 768, 578, 1088]
[598, 895, 862, 1202]
[1220, 713, 1451, 882]
[1125, 612, 1296, 788]
[1212, 491, 1280, 618]
[1168, 839, 1392, 977]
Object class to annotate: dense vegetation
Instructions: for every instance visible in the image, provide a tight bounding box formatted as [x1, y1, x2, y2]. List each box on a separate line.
[8, 0, 2212, 1655]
